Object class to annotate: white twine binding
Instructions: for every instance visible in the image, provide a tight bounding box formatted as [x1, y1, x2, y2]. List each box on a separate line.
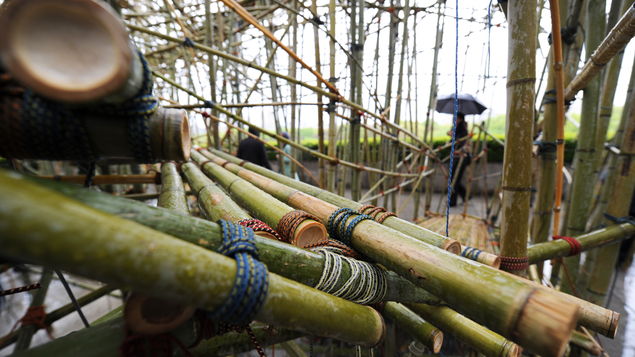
[313, 248, 387, 304]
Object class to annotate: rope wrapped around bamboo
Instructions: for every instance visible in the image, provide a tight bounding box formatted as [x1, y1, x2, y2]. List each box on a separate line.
[0, 169, 385, 346]
[197, 151, 579, 357]
[0, 70, 190, 163]
[206, 149, 462, 254]
[277, 210, 323, 245]
[359, 204, 397, 223]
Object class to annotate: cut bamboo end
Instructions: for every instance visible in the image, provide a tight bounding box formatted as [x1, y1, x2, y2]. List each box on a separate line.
[501, 340, 523, 357]
[430, 329, 443, 353]
[479, 252, 501, 269]
[441, 239, 462, 255]
[149, 108, 191, 161]
[293, 219, 328, 248]
[606, 311, 620, 338]
[513, 289, 578, 357]
[124, 294, 195, 335]
[0, 0, 135, 103]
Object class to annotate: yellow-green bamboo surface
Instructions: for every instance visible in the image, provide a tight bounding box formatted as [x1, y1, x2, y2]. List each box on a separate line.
[0, 169, 384, 346]
[382, 302, 443, 354]
[406, 303, 521, 357]
[206, 149, 463, 254]
[196, 151, 580, 357]
[158, 162, 188, 213]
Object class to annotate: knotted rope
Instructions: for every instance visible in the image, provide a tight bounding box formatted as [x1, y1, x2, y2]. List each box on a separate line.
[20, 306, 53, 338]
[326, 208, 373, 245]
[314, 249, 387, 305]
[461, 247, 483, 261]
[553, 235, 582, 256]
[358, 204, 396, 223]
[209, 220, 269, 326]
[499, 256, 529, 272]
[238, 218, 283, 241]
[277, 210, 320, 244]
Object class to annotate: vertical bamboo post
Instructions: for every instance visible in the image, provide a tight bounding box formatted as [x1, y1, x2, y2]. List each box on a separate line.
[327, 0, 337, 192]
[560, 0, 606, 294]
[310, 0, 326, 187]
[205, 0, 220, 148]
[348, 0, 365, 201]
[289, 3, 298, 178]
[499, 0, 537, 275]
[584, 70, 635, 306]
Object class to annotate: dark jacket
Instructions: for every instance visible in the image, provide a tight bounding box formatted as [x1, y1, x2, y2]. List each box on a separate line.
[237, 137, 271, 169]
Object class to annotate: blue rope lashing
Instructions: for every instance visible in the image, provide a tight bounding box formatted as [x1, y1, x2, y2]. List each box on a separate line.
[461, 246, 483, 262]
[603, 213, 635, 226]
[445, 0, 460, 237]
[326, 208, 373, 245]
[208, 220, 269, 326]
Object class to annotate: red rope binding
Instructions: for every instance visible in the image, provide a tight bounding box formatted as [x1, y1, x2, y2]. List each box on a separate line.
[553, 235, 582, 256]
[499, 256, 529, 272]
[238, 219, 283, 241]
[20, 305, 53, 338]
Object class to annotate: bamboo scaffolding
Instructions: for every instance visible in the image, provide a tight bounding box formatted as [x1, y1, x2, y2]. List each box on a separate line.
[527, 223, 635, 263]
[382, 302, 443, 354]
[406, 303, 521, 357]
[13, 269, 53, 352]
[196, 152, 580, 357]
[0, 0, 144, 104]
[564, 3, 635, 100]
[0, 170, 385, 346]
[499, 0, 537, 275]
[205, 149, 462, 253]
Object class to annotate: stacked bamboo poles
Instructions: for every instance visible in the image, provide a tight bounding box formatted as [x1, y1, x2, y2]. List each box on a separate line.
[0, 169, 385, 346]
[191, 150, 328, 247]
[381, 302, 443, 354]
[584, 79, 635, 306]
[564, 3, 635, 100]
[560, 0, 607, 294]
[530, 0, 566, 278]
[29, 172, 444, 305]
[196, 152, 582, 357]
[206, 148, 462, 254]
[0, 0, 144, 103]
[498, 0, 537, 275]
[406, 303, 521, 357]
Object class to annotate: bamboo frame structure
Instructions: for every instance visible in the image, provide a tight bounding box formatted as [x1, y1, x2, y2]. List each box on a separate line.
[0, 169, 385, 346]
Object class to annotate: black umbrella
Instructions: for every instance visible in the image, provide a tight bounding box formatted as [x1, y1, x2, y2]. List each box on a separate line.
[435, 93, 487, 115]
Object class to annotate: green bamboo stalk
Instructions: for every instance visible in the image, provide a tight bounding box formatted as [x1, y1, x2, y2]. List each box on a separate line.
[569, 330, 603, 356]
[191, 150, 328, 247]
[207, 149, 493, 259]
[30, 172, 442, 306]
[308, 0, 326, 188]
[13, 269, 54, 352]
[204, 0, 220, 148]
[499, 0, 537, 275]
[527, 223, 634, 263]
[158, 162, 188, 213]
[326, 0, 337, 192]
[197, 153, 583, 357]
[560, 0, 607, 294]
[585, 79, 635, 306]
[182, 162, 250, 222]
[348, 0, 364, 201]
[406, 303, 521, 357]
[0, 170, 385, 346]
[382, 302, 443, 354]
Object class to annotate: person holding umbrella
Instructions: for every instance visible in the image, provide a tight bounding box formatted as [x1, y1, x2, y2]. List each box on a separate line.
[436, 93, 487, 207]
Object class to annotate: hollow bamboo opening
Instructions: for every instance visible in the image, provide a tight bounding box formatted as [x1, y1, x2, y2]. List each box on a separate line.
[124, 294, 195, 335]
[293, 219, 328, 248]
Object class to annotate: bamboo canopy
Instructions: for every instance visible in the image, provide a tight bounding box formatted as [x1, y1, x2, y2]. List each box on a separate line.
[196, 151, 580, 357]
[0, 169, 385, 346]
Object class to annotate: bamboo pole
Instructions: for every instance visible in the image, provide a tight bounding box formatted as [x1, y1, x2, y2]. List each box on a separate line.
[0, 0, 144, 104]
[157, 162, 188, 213]
[197, 153, 580, 357]
[499, 0, 537, 275]
[569, 330, 603, 356]
[560, 0, 607, 294]
[564, 3, 635, 100]
[13, 269, 54, 352]
[326, 0, 337, 192]
[205, 149, 462, 254]
[29, 173, 444, 306]
[0, 170, 385, 346]
[406, 303, 522, 357]
[527, 223, 635, 263]
[584, 77, 635, 306]
[191, 150, 328, 247]
[382, 302, 443, 354]
[204, 0, 220, 149]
